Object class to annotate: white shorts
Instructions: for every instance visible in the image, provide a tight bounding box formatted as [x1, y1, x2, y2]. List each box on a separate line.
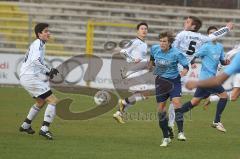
[232, 73, 240, 88]
[127, 70, 155, 92]
[20, 74, 51, 98]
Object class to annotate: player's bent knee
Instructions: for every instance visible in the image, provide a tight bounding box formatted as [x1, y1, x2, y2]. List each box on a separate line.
[35, 99, 46, 108]
[230, 96, 238, 101]
[45, 94, 59, 105]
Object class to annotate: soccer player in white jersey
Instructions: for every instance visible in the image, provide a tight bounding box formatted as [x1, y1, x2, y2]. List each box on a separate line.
[19, 23, 59, 140]
[167, 16, 234, 128]
[113, 22, 149, 124]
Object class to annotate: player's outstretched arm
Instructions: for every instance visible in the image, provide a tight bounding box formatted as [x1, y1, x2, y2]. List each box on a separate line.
[208, 22, 233, 41]
[185, 73, 229, 90]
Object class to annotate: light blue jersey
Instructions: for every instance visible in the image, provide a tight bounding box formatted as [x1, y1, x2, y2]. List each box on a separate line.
[195, 41, 225, 80]
[224, 52, 240, 76]
[150, 45, 189, 79]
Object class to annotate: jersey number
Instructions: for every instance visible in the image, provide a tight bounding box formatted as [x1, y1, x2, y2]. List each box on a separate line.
[186, 41, 196, 55]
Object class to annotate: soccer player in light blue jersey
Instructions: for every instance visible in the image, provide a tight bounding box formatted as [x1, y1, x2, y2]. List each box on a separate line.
[186, 52, 240, 89]
[150, 31, 189, 147]
[179, 26, 230, 132]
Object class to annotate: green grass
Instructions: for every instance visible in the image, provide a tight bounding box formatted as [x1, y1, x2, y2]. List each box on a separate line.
[0, 87, 240, 159]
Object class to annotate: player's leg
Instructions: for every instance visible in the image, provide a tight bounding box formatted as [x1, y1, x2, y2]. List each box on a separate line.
[212, 86, 228, 132]
[230, 73, 240, 101]
[39, 93, 59, 140]
[230, 87, 240, 101]
[157, 100, 171, 147]
[179, 88, 206, 113]
[121, 60, 148, 79]
[169, 76, 187, 141]
[168, 102, 175, 128]
[113, 92, 148, 124]
[19, 76, 47, 134]
[19, 98, 45, 134]
[171, 97, 186, 141]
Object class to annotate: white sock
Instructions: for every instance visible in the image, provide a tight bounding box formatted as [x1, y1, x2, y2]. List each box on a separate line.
[209, 95, 220, 102]
[43, 104, 56, 123]
[122, 100, 128, 105]
[168, 103, 175, 127]
[41, 104, 56, 132]
[27, 105, 41, 121]
[227, 92, 232, 100]
[22, 105, 41, 129]
[41, 125, 49, 132]
[21, 122, 31, 129]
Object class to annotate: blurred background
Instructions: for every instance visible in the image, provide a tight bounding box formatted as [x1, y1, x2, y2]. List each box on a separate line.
[0, 0, 238, 88]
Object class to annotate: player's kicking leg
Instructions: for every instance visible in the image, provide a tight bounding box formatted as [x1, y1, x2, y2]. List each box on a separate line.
[113, 92, 147, 124]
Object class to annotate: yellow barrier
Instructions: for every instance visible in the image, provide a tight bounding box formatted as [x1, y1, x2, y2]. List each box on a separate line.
[85, 20, 135, 56]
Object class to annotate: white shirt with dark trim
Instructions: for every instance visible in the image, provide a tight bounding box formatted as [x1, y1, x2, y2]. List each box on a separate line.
[20, 39, 50, 77]
[173, 27, 230, 62]
[120, 37, 148, 63]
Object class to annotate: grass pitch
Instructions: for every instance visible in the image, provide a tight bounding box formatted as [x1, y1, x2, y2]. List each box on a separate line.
[0, 87, 240, 159]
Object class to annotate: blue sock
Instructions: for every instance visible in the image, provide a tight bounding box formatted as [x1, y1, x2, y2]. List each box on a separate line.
[214, 98, 227, 123]
[180, 101, 194, 113]
[158, 112, 169, 138]
[175, 108, 184, 133]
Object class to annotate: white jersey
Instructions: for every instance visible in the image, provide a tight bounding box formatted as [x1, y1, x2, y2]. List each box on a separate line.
[173, 27, 230, 62]
[225, 44, 240, 60]
[20, 39, 50, 77]
[120, 37, 148, 63]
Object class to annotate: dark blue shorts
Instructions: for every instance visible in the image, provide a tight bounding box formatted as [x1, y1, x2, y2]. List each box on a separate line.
[194, 85, 225, 99]
[155, 75, 181, 103]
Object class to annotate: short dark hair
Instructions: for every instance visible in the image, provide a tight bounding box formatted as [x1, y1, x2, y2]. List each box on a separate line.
[188, 16, 202, 32]
[158, 31, 175, 44]
[136, 22, 148, 30]
[34, 23, 49, 38]
[207, 26, 218, 34]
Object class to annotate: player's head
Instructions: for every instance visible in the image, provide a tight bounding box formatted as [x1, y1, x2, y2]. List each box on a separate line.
[158, 31, 175, 51]
[35, 23, 50, 42]
[207, 26, 217, 35]
[136, 22, 148, 39]
[184, 16, 202, 32]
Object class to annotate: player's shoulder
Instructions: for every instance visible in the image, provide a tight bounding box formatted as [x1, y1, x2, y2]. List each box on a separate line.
[150, 44, 160, 52]
[170, 47, 181, 53]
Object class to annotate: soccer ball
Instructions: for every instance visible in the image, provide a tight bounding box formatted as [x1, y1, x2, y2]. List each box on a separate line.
[94, 90, 111, 106]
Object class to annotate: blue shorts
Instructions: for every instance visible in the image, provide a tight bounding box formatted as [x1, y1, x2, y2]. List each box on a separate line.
[194, 85, 225, 99]
[155, 75, 181, 103]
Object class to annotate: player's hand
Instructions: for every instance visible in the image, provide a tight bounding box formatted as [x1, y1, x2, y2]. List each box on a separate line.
[46, 68, 59, 79]
[226, 22, 234, 30]
[180, 69, 188, 77]
[185, 80, 198, 90]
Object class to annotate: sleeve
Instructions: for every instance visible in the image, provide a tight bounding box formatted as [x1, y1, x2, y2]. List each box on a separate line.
[120, 39, 135, 55]
[208, 27, 230, 41]
[177, 51, 189, 68]
[31, 43, 50, 73]
[224, 53, 240, 76]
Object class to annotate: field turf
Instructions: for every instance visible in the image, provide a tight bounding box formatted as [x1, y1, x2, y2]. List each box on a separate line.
[0, 87, 240, 159]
